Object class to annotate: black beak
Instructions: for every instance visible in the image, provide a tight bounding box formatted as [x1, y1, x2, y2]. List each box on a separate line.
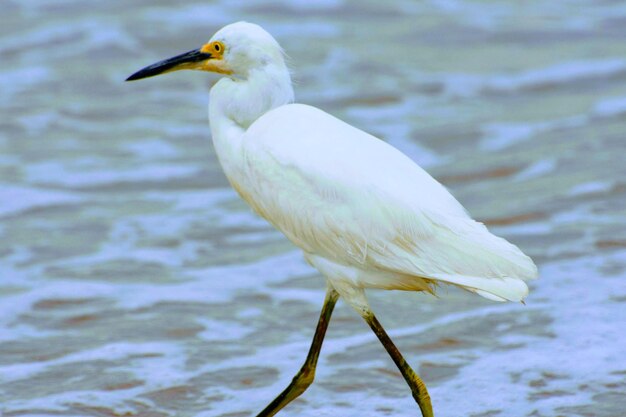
[126, 49, 212, 81]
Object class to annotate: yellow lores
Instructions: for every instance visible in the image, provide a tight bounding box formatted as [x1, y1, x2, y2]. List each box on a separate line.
[127, 21, 537, 417]
[199, 41, 232, 75]
[200, 40, 225, 56]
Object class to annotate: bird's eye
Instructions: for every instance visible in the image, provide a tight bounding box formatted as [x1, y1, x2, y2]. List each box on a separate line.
[214, 43, 221, 52]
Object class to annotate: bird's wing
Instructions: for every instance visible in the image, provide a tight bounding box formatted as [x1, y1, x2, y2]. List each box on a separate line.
[240, 104, 537, 301]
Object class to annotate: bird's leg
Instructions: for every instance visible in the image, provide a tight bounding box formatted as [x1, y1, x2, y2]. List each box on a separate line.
[256, 287, 340, 417]
[361, 310, 434, 417]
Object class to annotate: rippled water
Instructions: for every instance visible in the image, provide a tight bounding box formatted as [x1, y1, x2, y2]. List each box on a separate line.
[2, 1, 625, 416]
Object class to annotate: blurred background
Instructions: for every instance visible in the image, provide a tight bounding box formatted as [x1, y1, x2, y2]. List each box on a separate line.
[1, 1, 625, 416]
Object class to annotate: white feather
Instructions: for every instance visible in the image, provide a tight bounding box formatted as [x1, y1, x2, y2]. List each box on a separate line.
[233, 104, 537, 302]
[204, 22, 537, 305]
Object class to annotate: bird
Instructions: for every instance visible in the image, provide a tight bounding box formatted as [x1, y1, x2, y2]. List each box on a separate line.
[126, 21, 538, 417]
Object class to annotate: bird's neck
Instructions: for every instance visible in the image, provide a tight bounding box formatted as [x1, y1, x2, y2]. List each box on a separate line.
[209, 63, 294, 132]
[208, 62, 293, 181]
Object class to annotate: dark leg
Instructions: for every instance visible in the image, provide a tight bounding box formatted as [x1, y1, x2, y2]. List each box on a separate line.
[361, 310, 434, 417]
[256, 287, 340, 417]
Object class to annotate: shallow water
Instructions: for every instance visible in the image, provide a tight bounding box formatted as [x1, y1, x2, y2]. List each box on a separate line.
[1, 1, 625, 416]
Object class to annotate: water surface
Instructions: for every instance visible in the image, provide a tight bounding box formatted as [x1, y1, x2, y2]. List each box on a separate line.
[1, 1, 625, 416]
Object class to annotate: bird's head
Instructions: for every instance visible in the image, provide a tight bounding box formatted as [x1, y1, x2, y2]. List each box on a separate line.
[126, 21, 285, 82]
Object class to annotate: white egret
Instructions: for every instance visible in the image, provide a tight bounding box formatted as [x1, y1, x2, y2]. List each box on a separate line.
[127, 21, 538, 417]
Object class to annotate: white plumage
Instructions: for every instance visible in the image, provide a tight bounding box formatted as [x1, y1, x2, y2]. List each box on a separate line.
[167, 21, 538, 310]
[127, 21, 538, 416]
[228, 103, 537, 305]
